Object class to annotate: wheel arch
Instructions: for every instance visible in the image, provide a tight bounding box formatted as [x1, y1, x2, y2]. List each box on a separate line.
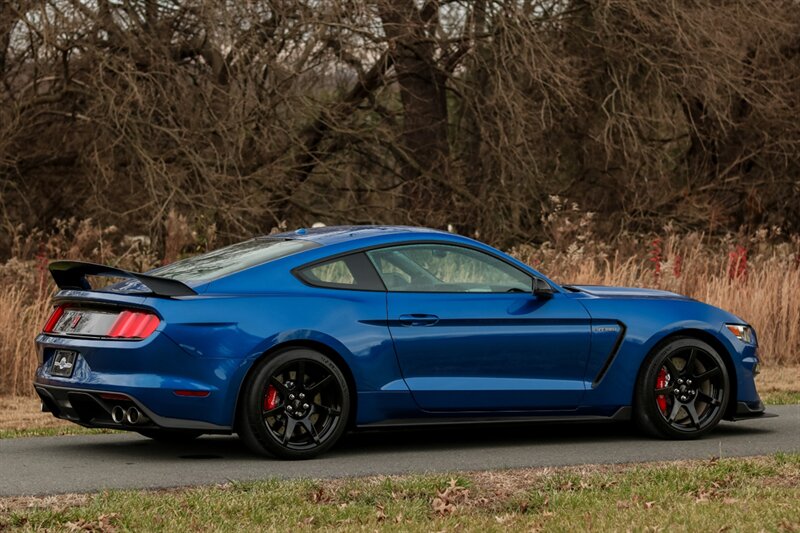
[634, 328, 738, 417]
[232, 339, 359, 431]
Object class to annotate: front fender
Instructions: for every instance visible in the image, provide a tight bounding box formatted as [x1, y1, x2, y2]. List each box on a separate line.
[579, 297, 759, 408]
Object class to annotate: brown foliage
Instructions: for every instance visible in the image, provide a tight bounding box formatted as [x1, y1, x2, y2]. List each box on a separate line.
[0, 1, 799, 253]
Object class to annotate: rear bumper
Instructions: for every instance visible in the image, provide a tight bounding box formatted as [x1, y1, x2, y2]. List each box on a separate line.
[34, 383, 231, 432]
[34, 332, 246, 429]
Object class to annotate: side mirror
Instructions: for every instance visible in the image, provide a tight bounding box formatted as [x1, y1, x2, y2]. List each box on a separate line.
[533, 278, 555, 299]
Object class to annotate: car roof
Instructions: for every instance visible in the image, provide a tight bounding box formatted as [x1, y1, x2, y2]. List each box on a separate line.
[269, 225, 450, 246]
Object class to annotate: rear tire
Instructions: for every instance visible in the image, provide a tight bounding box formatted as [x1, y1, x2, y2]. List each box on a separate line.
[237, 348, 350, 460]
[634, 337, 730, 439]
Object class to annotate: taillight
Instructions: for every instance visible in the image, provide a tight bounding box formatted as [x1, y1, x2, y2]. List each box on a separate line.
[43, 305, 65, 333]
[42, 305, 159, 339]
[107, 310, 160, 339]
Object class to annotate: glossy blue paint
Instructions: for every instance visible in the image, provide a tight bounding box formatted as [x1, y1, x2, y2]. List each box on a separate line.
[386, 291, 591, 410]
[33, 225, 763, 432]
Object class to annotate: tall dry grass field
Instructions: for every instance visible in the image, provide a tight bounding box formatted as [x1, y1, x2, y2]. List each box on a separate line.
[511, 232, 800, 366]
[0, 288, 51, 396]
[0, 224, 798, 397]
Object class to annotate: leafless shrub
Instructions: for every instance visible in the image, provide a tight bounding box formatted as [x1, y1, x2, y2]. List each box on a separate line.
[0, 1, 797, 252]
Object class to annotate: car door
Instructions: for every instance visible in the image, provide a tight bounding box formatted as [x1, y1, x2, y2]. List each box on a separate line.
[366, 243, 591, 412]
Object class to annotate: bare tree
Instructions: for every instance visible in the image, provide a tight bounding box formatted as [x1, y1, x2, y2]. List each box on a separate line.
[1, 0, 799, 255]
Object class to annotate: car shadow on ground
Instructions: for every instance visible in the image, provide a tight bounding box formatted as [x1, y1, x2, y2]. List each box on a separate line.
[49, 420, 775, 462]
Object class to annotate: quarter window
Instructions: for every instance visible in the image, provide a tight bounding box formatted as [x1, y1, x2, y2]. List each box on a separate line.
[296, 253, 385, 291]
[366, 244, 532, 293]
[305, 259, 355, 285]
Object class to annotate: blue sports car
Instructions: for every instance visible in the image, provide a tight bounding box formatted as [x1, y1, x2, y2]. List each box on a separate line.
[34, 226, 767, 459]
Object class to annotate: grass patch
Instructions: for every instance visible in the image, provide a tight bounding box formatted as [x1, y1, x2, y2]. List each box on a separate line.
[0, 426, 117, 439]
[2, 455, 799, 532]
[762, 390, 800, 405]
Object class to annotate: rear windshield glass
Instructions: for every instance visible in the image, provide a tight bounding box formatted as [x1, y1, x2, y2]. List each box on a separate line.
[148, 238, 319, 283]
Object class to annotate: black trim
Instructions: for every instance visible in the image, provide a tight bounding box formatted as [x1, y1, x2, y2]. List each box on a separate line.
[34, 384, 230, 431]
[49, 261, 197, 297]
[592, 322, 627, 387]
[358, 406, 633, 428]
[294, 239, 554, 295]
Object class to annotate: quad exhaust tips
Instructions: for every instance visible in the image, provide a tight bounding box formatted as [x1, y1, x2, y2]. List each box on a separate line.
[111, 405, 125, 424]
[125, 406, 144, 425]
[110, 405, 150, 425]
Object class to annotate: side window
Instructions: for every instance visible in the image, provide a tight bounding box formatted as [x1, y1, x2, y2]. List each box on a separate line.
[296, 253, 385, 291]
[366, 244, 532, 293]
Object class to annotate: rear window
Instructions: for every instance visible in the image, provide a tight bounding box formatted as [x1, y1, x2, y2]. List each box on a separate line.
[148, 238, 319, 282]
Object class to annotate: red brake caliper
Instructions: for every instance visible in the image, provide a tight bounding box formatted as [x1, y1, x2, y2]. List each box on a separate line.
[264, 385, 279, 411]
[656, 368, 668, 414]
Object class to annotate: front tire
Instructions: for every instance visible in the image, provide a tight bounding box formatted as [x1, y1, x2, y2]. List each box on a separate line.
[237, 348, 350, 459]
[634, 337, 730, 439]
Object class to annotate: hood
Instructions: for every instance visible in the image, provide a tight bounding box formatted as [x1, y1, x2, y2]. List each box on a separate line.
[566, 285, 691, 300]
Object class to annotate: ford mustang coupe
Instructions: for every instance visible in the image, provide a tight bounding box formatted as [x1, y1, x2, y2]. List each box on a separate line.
[34, 226, 767, 458]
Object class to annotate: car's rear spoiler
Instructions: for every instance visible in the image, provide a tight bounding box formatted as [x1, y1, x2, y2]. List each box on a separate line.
[49, 261, 197, 297]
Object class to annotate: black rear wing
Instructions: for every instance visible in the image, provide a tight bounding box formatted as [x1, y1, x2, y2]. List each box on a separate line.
[49, 261, 197, 297]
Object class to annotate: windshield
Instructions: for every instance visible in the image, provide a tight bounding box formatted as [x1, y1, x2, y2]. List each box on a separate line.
[148, 238, 319, 283]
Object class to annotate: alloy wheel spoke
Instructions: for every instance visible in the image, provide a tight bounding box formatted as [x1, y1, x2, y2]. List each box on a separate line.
[295, 361, 306, 388]
[269, 376, 288, 394]
[693, 367, 721, 383]
[301, 419, 321, 444]
[282, 417, 298, 444]
[666, 400, 683, 423]
[314, 403, 341, 416]
[685, 402, 702, 429]
[655, 386, 672, 396]
[662, 357, 681, 379]
[307, 374, 332, 393]
[685, 349, 697, 374]
[263, 405, 284, 418]
[697, 391, 721, 406]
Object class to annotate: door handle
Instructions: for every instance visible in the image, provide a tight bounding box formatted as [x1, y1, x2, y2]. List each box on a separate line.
[398, 314, 440, 327]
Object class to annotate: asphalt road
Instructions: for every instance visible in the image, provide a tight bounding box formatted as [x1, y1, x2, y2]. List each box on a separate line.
[1, 405, 798, 497]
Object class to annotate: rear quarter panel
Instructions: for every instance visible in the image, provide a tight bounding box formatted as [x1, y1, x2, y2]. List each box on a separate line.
[157, 267, 403, 425]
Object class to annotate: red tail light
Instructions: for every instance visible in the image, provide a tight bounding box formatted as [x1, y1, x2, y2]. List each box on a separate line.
[43, 305, 66, 333]
[107, 310, 160, 339]
[42, 305, 159, 339]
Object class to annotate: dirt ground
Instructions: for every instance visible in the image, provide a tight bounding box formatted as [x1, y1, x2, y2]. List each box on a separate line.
[0, 396, 74, 431]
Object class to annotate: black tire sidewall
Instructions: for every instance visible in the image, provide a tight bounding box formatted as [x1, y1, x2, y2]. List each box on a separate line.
[635, 337, 730, 439]
[239, 348, 350, 459]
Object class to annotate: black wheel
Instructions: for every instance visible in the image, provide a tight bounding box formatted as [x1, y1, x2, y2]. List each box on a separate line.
[137, 429, 203, 442]
[634, 337, 729, 439]
[237, 348, 350, 459]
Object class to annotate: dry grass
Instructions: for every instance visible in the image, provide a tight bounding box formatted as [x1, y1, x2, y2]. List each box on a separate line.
[757, 366, 800, 395]
[1, 224, 799, 397]
[0, 396, 117, 438]
[0, 288, 51, 396]
[0, 396, 72, 431]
